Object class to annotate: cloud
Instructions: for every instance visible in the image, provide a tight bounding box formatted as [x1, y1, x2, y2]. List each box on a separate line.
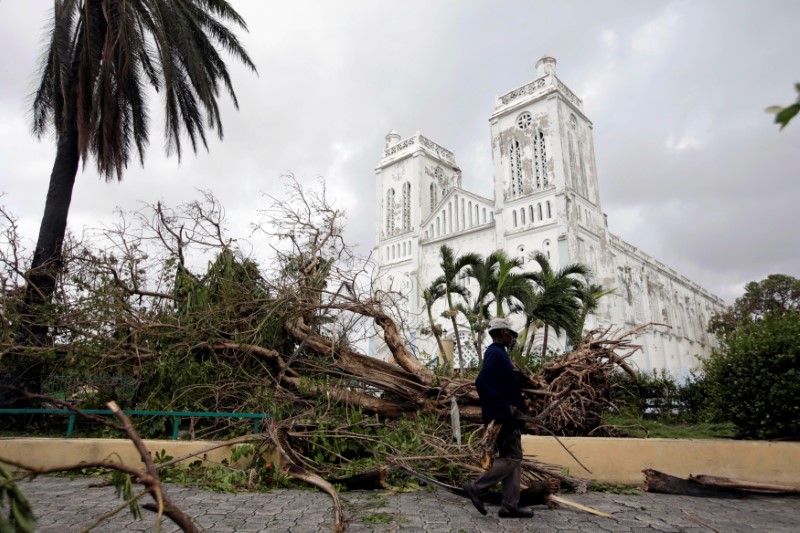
[629, 7, 681, 58]
[1, 0, 800, 309]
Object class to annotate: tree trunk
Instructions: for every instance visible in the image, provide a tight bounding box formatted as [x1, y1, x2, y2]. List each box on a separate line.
[540, 324, 550, 359]
[427, 306, 447, 363]
[19, 126, 80, 347]
[449, 310, 465, 371]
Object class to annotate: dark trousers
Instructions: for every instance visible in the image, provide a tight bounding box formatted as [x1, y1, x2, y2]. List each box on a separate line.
[473, 426, 522, 511]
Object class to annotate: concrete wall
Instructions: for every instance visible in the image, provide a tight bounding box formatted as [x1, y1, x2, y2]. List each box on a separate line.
[522, 436, 800, 487]
[4, 437, 798, 489]
[0, 438, 278, 472]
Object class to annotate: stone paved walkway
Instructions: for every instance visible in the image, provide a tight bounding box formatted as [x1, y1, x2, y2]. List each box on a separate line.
[9, 476, 800, 532]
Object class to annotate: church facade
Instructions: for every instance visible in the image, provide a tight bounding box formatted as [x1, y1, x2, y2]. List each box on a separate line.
[372, 57, 725, 378]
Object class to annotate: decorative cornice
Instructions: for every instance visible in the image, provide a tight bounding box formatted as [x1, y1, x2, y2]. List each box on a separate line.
[495, 74, 583, 110]
[382, 133, 455, 164]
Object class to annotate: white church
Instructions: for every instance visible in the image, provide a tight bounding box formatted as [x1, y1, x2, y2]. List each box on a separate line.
[371, 56, 725, 378]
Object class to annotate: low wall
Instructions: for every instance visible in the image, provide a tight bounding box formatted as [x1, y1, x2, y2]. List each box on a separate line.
[522, 436, 800, 486]
[0, 438, 277, 472]
[3, 437, 799, 488]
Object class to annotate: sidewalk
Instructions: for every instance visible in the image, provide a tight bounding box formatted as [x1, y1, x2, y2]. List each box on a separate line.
[11, 476, 800, 532]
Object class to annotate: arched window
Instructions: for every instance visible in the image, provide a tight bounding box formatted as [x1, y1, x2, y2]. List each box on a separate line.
[402, 242, 406, 256]
[546, 200, 551, 219]
[538, 202, 543, 220]
[520, 208, 526, 225]
[454, 195, 459, 231]
[436, 217, 440, 237]
[442, 210, 447, 235]
[386, 188, 395, 235]
[513, 210, 518, 227]
[509, 139, 523, 197]
[468, 201, 473, 227]
[529, 205, 535, 223]
[461, 198, 465, 229]
[533, 131, 547, 189]
[475, 204, 480, 223]
[402, 182, 411, 231]
[483, 208, 487, 223]
[490, 211, 494, 222]
[391, 245, 396, 259]
[430, 183, 437, 212]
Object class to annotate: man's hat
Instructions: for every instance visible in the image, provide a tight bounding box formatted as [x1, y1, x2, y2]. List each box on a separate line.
[488, 318, 517, 337]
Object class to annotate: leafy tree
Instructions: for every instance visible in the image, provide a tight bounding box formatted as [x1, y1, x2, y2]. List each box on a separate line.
[21, 0, 257, 344]
[709, 274, 800, 340]
[432, 245, 479, 370]
[703, 311, 800, 439]
[766, 83, 800, 129]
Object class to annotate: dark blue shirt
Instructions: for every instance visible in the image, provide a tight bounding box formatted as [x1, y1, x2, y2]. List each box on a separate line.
[475, 342, 525, 427]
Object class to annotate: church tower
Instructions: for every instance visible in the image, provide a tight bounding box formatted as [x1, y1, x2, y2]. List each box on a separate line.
[373, 130, 461, 294]
[488, 56, 607, 278]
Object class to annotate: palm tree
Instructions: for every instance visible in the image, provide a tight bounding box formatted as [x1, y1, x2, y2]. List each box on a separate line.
[433, 245, 480, 371]
[422, 283, 447, 364]
[568, 282, 615, 347]
[487, 251, 534, 318]
[22, 0, 256, 343]
[526, 251, 589, 358]
[460, 254, 498, 362]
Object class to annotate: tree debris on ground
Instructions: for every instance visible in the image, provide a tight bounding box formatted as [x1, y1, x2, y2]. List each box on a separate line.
[643, 469, 800, 497]
[1, 178, 649, 531]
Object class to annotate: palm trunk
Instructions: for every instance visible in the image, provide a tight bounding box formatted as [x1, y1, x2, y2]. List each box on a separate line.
[524, 321, 538, 358]
[19, 125, 80, 347]
[540, 324, 550, 359]
[449, 312, 464, 371]
[426, 306, 446, 363]
[445, 292, 465, 371]
[474, 316, 484, 366]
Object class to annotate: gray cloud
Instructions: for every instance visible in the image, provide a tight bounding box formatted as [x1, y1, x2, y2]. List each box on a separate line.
[1, 0, 799, 305]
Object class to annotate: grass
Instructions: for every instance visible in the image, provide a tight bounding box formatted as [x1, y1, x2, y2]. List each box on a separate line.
[605, 413, 736, 439]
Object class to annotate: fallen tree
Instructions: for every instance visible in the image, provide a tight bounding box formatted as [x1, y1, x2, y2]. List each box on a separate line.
[643, 469, 800, 497]
[1, 178, 642, 531]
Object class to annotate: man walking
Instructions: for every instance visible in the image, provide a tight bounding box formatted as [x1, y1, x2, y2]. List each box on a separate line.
[462, 318, 534, 518]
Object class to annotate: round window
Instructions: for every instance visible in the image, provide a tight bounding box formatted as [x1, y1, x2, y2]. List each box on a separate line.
[516, 112, 533, 130]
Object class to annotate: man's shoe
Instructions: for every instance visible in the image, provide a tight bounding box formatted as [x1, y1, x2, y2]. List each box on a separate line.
[498, 507, 534, 518]
[461, 482, 487, 515]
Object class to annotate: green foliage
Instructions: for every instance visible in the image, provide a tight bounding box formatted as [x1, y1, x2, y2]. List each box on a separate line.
[590, 482, 640, 495]
[703, 311, 800, 439]
[766, 83, 800, 130]
[153, 446, 288, 492]
[361, 512, 408, 525]
[111, 470, 142, 520]
[709, 274, 800, 340]
[609, 369, 721, 425]
[0, 464, 35, 533]
[604, 413, 735, 439]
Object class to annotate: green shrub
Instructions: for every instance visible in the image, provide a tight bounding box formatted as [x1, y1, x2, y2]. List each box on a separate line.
[703, 311, 800, 439]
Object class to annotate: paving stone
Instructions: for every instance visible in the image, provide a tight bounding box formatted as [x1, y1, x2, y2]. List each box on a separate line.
[5, 477, 800, 532]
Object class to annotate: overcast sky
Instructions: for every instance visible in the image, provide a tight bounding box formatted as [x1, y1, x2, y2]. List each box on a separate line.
[1, 0, 799, 304]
